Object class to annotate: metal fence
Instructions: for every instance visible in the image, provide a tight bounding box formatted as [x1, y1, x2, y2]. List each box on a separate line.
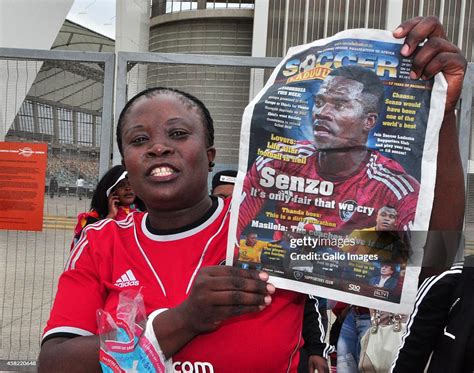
[113, 51, 281, 169]
[0, 47, 114, 370]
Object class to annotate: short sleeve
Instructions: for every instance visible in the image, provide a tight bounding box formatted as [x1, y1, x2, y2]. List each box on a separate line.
[42, 232, 106, 344]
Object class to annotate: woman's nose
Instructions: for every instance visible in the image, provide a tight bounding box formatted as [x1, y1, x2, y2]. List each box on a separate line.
[146, 141, 174, 157]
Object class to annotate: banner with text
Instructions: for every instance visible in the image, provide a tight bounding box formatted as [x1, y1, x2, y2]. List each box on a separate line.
[0, 142, 47, 231]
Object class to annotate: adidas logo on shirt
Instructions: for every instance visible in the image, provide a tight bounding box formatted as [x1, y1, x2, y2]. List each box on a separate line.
[114, 269, 139, 288]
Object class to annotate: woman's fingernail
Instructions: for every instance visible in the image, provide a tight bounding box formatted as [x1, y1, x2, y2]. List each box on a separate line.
[259, 271, 269, 281]
[266, 283, 276, 293]
[264, 295, 272, 305]
[393, 26, 403, 35]
[410, 71, 418, 79]
[401, 44, 410, 55]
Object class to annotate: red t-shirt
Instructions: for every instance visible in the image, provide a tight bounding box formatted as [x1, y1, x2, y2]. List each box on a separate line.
[44, 197, 305, 372]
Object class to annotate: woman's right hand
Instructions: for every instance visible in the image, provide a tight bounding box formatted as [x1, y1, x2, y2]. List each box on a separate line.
[176, 266, 275, 334]
[106, 192, 119, 219]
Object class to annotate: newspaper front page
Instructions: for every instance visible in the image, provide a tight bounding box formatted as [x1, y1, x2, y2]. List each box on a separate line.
[227, 29, 447, 313]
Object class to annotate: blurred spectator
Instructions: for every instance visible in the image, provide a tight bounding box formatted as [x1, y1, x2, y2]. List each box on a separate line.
[392, 256, 474, 372]
[72, 165, 144, 245]
[211, 170, 237, 198]
[49, 177, 59, 198]
[76, 176, 86, 200]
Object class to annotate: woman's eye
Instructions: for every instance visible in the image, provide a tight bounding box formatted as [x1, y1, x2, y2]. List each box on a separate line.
[335, 102, 345, 110]
[131, 136, 148, 144]
[170, 130, 188, 138]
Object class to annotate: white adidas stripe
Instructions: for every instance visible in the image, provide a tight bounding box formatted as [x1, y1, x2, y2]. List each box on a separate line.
[309, 295, 335, 358]
[66, 218, 110, 270]
[366, 167, 403, 200]
[126, 269, 136, 281]
[367, 160, 412, 199]
[67, 217, 134, 270]
[374, 161, 415, 193]
[115, 270, 138, 285]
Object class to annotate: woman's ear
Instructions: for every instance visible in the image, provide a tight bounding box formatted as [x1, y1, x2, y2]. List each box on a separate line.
[207, 147, 216, 172]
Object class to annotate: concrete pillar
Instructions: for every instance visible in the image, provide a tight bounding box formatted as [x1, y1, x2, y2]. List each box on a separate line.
[385, 0, 403, 31]
[113, 0, 151, 165]
[52, 106, 59, 145]
[249, 0, 270, 101]
[72, 110, 78, 145]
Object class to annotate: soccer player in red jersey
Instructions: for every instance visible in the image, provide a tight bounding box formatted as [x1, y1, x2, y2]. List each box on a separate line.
[240, 65, 419, 236]
[38, 17, 466, 373]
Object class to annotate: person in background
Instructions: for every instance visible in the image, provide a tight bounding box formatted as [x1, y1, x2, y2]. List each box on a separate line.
[49, 176, 59, 198]
[72, 165, 143, 243]
[75, 176, 86, 200]
[211, 169, 237, 198]
[299, 296, 334, 373]
[392, 256, 474, 372]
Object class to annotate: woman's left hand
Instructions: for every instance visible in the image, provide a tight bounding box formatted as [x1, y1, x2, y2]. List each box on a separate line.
[393, 16, 467, 112]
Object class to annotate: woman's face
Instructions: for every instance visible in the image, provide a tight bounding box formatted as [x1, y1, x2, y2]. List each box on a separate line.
[113, 179, 136, 206]
[120, 93, 215, 211]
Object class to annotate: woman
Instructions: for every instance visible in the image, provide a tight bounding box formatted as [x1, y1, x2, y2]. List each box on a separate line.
[72, 165, 143, 243]
[38, 17, 466, 373]
[40, 86, 303, 372]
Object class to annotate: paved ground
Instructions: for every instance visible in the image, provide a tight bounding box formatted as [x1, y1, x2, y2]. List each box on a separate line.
[0, 194, 473, 371]
[0, 195, 90, 370]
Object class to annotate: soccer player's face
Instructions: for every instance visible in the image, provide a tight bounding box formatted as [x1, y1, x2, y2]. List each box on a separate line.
[376, 209, 397, 231]
[120, 93, 215, 211]
[312, 76, 371, 150]
[246, 234, 258, 247]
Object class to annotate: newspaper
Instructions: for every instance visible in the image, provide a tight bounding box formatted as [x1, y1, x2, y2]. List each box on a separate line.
[226, 29, 447, 314]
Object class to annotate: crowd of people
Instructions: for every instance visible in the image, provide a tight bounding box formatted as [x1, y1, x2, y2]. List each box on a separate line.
[37, 17, 470, 373]
[47, 155, 98, 188]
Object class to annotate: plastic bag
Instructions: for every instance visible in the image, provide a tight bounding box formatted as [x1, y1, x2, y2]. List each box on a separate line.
[97, 289, 169, 372]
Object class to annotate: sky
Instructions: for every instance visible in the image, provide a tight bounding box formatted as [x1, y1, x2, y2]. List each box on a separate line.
[66, 0, 116, 39]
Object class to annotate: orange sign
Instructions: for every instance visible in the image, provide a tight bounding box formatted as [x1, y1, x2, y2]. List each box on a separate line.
[0, 142, 48, 231]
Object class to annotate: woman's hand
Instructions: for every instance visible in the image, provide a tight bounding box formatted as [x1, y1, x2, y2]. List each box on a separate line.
[393, 16, 467, 112]
[106, 192, 119, 219]
[176, 266, 275, 334]
[152, 266, 275, 358]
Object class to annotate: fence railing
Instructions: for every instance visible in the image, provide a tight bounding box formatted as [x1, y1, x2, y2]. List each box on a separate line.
[0, 47, 114, 370]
